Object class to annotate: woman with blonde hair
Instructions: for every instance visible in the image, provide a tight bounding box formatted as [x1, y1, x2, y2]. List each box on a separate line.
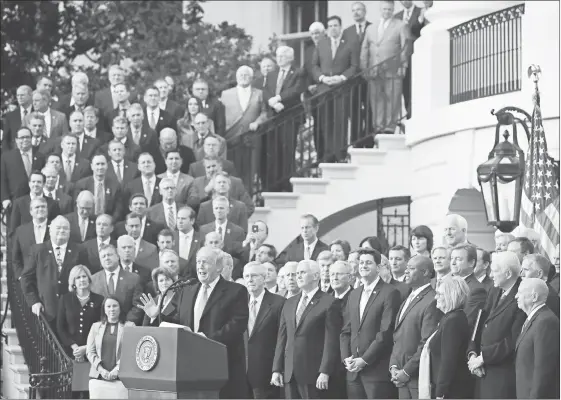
[57, 265, 103, 360]
[418, 276, 472, 399]
[87, 296, 134, 399]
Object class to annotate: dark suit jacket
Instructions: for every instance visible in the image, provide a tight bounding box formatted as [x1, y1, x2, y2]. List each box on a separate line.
[56, 291, 103, 349]
[395, 6, 424, 40]
[40, 133, 101, 160]
[263, 66, 305, 114]
[173, 230, 201, 281]
[9, 194, 60, 236]
[199, 97, 226, 136]
[90, 268, 144, 325]
[312, 36, 359, 93]
[151, 145, 196, 176]
[173, 277, 249, 398]
[389, 285, 442, 378]
[546, 282, 560, 318]
[342, 21, 373, 50]
[52, 189, 73, 215]
[515, 305, 560, 399]
[188, 159, 237, 178]
[142, 293, 178, 326]
[11, 221, 50, 279]
[72, 176, 124, 221]
[468, 279, 526, 399]
[463, 273, 488, 330]
[550, 273, 560, 294]
[64, 157, 92, 183]
[113, 217, 164, 245]
[247, 290, 285, 389]
[196, 198, 248, 233]
[22, 108, 69, 138]
[124, 176, 162, 207]
[199, 221, 245, 264]
[273, 289, 341, 384]
[340, 279, 401, 381]
[134, 239, 158, 270]
[2, 107, 31, 149]
[143, 107, 177, 134]
[123, 262, 153, 295]
[57, 94, 95, 119]
[279, 237, 329, 263]
[303, 42, 318, 89]
[0, 148, 45, 202]
[480, 275, 494, 292]
[81, 238, 117, 275]
[389, 277, 411, 304]
[100, 137, 141, 163]
[20, 240, 88, 320]
[192, 175, 254, 215]
[127, 124, 159, 155]
[429, 309, 473, 399]
[64, 212, 96, 244]
[107, 159, 139, 186]
[163, 99, 184, 120]
[145, 202, 184, 230]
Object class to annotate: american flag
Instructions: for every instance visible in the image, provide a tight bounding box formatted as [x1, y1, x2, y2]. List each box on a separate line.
[519, 87, 560, 262]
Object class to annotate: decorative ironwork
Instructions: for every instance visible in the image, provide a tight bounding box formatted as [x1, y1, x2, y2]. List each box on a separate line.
[377, 198, 412, 249]
[449, 4, 525, 104]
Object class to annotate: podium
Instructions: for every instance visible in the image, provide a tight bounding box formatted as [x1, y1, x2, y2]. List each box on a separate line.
[120, 326, 228, 399]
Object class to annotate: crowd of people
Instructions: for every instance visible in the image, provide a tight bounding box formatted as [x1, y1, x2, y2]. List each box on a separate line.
[1, 1, 560, 399]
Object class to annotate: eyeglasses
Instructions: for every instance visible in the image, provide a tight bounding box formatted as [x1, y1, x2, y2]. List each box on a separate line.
[17, 135, 32, 140]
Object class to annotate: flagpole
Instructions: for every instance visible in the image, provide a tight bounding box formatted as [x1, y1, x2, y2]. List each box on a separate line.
[528, 64, 541, 108]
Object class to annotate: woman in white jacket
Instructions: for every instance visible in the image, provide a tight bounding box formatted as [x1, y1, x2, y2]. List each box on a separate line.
[87, 296, 135, 399]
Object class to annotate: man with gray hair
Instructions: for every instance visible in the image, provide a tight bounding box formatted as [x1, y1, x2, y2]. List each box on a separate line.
[443, 214, 469, 248]
[65, 190, 97, 243]
[152, 127, 196, 175]
[520, 253, 560, 318]
[265, 46, 304, 115]
[2, 85, 33, 149]
[467, 251, 526, 399]
[494, 230, 515, 252]
[26, 89, 69, 138]
[514, 278, 560, 399]
[220, 65, 267, 142]
[304, 22, 326, 95]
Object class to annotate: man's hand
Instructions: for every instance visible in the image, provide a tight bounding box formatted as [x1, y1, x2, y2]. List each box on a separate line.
[392, 369, 410, 384]
[468, 354, 484, 371]
[316, 373, 329, 390]
[249, 122, 259, 131]
[73, 345, 87, 359]
[2, 200, 11, 209]
[197, 332, 206, 338]
[268, 96, 280, 107]
[31, 303, 43, 316]
[472, 366, 485, 378]
[242, 232, 256, 248]
[308, 84, 318, 94]
[204, 176, 215, 194]
[271, 372, 284, 387]
[346, 357, 367, 372]
[273, 103, 284, 113]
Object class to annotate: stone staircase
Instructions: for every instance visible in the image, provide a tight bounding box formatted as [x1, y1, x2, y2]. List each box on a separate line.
[1, 247, 31, 399]
[249, 134, 412, 251]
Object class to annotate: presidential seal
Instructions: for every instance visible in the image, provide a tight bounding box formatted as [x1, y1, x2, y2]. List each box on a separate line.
[135, 335, 159, 371]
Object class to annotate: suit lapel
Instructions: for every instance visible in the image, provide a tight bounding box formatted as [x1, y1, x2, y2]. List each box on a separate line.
[296, 290, 322, 330]
[202, 279, 226, 319]
[359, 280, 383, 329]
[487, 280, 520, 323]
[250, 292, 272, 339]
[516, 307, 543, 349]
[96, 323, 107, 352]
[395, 286, 431, 329]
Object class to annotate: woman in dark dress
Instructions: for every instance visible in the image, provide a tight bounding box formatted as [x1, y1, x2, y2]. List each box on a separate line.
[57, 265, 104, 359]
[419, 275, 473, 399]
[139, 265, 179, 326]
[410, 225, 434, 258]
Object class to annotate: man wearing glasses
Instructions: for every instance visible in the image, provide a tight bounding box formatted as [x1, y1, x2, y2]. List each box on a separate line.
[1, 127, 46, 213]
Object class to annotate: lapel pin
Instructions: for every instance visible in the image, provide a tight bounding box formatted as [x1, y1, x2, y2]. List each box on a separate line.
[48, 250, 52, 254]
[227, 229, 231, 234]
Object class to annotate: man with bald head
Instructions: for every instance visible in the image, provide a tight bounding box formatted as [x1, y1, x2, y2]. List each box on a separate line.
[521, 254, 560, 318]
[243, 261, 285, 399]
[272, 260, 341, 399]
[169, 246, 249, 398]
[467, 251, 526, 398]
[390, 255, 441, 399]
[21, 215, 88, 326]
[515, 278, 560, 399]
[65, 190, 97, 243]
[443, 214, 469, 248]
[151, 127, 196, 175]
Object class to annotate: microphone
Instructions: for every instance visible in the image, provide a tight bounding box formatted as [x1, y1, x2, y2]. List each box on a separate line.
[158, 278, 198, 325]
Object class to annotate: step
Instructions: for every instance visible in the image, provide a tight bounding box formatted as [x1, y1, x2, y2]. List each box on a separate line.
[3, 310, 11, 327]
[4, 328, 18, 346]
[14, 383, 30, 399]
[348, 148, 387, 166]
[249, 207, 271, 224]
[1, 276, 7, 294]
[261, 192, 300, 209]
[290, 178, 329, 195]
[375, 134, 407, 150]
[5, 345, 24, 365]
[8, 364, 29, 385]
[319, 163, 358, 180]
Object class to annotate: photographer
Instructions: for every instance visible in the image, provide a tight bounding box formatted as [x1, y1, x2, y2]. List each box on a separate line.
[241, 220, 269, 263]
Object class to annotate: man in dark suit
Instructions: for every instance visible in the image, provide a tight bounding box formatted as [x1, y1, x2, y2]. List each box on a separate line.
[390, 256, 442, 399]
[145, 177, 184, 230]
[90, 243, 144, 325]
[116, 234, 154, 294]
[173, 207, 200, 280]
[272, 260, 342, 399]
[342, 1, 372, 144]
[20, 215, 88, 325]
[113, 193, 164, 245]
[24, 89, 69, 139]
[154, 79, 184, 120]
[243, 262, 285, 399]
[58, 83, 95, 121]
[341, 248, 401, 399]
[143, 86, 177, 134]
[467, 251, 526, 399]
[388, 276, 410, 304]
[11, 197, 50, 279]
[253, 57, 276, 91]
[515, 278, 560, 399]
[151, 127, 196, 176]
[9, 170, 61, 236]
[450, 244, 488, 330]
[1, 85, 33, 150]
[475, 247, 494, 292]
[106, 139, 139, 186]
[68, 110, 101, 160]
[124, 153, 162, 207]
[42, 165, 73, 214]
[125, 103, 159, 155]
[83, 106, 113, 144]
[60, 134, 92, 184]
[122, 212, 159, 270]
[72, 153, 124, 221]
[192, 79, 226, 136]
[171, 246, 249, 398]
[394, 1, 425, 118]
[188, 150, 237, 179]
[1, 127, 46, 210]
[311, 15, 359, 160]
[99, 115, 142, 162]
[64, 190, 97, 243]
[278, 214, 329, 263]
[521, 254, 561, 318]
[81, 213, 117, 275]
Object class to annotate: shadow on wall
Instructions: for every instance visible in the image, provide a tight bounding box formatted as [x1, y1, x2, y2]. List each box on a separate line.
[447, 188, 496, 250]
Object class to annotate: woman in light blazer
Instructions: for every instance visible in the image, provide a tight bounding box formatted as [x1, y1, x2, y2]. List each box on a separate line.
[87, 296, 135, 399]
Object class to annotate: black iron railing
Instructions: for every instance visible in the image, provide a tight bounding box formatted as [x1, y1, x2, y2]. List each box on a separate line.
[228, 47, 409, 201]
[3, 207, 73, 399]
[377, 197, 411, 248]
[449, 3, 525, 104]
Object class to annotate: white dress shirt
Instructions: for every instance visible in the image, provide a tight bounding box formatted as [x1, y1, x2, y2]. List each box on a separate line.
[97, 237, 111, 250]
[62, 154, 76, 169]
[140, 217, 147, 239]
[105, 267, 121, 292]
[112, 160, 124, 179]
[179, 229, 194, 260]
[52, 242, 68, 264]
[378, 18, 391, 37]
[237, 86, 252, 111]
[21, 105, 32, 121]
[297, 286, 319, 315]
[356, 23, 365, 35]
[399, 282, 431, 322]
[143, 175, 157, 203]
[194, 276, 221, 332]
[85, 127, 97, 139]
[216, 220, 228, 241]
[76, 132, 86, 150]
[147, 107, 160, 128]
[33, 221, 47, 244]
[167, 171, 180, 187]
[163, 201, 177, 223]
[334, 286, 352, 300]
[41, 108, 52, 138]
[303, 238, 318, 260]
[524, 303, 546, 326]
[249, 289, 267, 319]
[359, 277, 380, 320]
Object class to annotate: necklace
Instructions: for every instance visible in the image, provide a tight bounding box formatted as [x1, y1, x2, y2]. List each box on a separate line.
[76, 292, 90, 301]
